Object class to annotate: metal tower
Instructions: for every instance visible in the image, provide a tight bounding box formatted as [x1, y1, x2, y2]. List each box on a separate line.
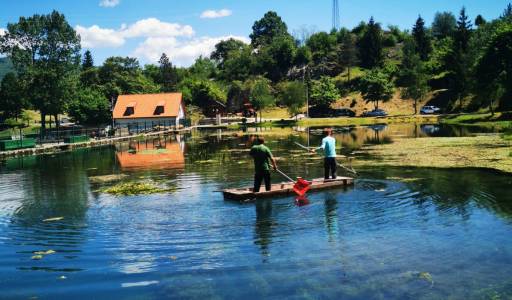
[332, 0, 340, 31]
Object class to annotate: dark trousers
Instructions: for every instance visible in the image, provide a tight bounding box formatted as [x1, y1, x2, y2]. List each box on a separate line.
[254, 170, 271, 192]
[324, 157, 337, 179]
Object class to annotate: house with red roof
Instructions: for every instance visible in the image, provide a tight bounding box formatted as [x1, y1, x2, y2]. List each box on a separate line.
[113, 93, 186, 129]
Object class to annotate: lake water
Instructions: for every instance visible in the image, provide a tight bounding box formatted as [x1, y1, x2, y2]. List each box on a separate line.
[0, 124, 511, 299]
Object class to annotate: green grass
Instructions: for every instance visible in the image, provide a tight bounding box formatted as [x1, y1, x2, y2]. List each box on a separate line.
[260, 107, 292, 119]
[298, 115, 439, 127]
[440, 112, 512, 130]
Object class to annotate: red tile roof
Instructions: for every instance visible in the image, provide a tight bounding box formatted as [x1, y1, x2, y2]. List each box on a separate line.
[113, 93, 184, 119]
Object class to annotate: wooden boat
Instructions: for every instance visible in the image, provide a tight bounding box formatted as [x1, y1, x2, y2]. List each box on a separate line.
[223, 177, 354, 201]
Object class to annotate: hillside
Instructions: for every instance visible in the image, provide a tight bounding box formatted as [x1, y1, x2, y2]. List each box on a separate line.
[0, 57, 14, 81]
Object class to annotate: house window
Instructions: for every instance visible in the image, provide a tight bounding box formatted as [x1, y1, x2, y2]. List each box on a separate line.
[154, 105, 164, 115]
[124, 107, 134, 116]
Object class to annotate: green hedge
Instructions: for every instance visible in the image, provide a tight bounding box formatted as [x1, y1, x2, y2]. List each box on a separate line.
[0, 138, 36, 151]
[64, 135, 90, 144]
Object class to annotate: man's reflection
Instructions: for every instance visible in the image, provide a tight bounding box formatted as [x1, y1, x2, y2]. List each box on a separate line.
[254, 199, 274, 259]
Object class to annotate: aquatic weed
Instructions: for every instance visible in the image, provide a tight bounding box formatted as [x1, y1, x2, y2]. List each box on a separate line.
[101, 182, 173, 196]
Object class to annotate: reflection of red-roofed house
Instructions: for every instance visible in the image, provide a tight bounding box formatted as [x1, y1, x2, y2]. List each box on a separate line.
[113, 93, 186, 128]
[116, 138, 185, 170]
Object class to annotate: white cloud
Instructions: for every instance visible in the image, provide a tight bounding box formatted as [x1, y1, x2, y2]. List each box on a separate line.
[99, 0, 120, 8]
[76, 18, 194, 49]
[200, 9, 232, 19]
[133, 35, 249, 67]
[121, 18, 194, 38]
[0, 28, 5, 36]
[76, 25, 125, 48]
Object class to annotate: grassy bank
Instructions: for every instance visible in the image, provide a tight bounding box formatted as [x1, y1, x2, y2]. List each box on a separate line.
[356, 135, 512, 174]
[439, 112, 512, 130]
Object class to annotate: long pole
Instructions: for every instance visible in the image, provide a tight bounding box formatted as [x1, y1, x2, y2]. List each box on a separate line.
[294, 142, 358, 175]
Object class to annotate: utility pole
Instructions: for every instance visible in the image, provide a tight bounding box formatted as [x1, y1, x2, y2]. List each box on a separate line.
[332, 0, 340, 31]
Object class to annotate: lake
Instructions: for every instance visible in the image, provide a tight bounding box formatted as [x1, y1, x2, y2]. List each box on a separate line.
[0, 124, 511, 299]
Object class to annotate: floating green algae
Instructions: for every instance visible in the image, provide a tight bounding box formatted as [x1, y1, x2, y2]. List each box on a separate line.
[101, 182, 173, 196]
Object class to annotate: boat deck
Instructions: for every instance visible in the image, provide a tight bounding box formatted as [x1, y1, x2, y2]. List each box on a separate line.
[223, 177, 354, 201]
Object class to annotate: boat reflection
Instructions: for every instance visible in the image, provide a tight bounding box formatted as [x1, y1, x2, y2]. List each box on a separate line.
[115, 136, 185, 170]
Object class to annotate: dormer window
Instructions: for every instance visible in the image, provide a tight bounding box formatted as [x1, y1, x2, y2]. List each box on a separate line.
[124, 102, 136, 116]
[154, 101, 165, 115]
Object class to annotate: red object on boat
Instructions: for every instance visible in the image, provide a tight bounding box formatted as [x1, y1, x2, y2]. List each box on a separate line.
[293, 178, 311, 196]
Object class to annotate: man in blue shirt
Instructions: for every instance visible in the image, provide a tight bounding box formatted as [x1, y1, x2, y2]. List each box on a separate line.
[313, 128, 337, 180]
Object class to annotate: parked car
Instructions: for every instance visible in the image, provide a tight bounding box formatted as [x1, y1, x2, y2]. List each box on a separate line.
[362, 109, 388, 117]
[332, 108, 356, 117]
[420, 105, 441, 115]
[309, 107, 355, 118]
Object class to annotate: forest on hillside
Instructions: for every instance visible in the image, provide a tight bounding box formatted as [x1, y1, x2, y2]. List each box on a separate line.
[0, 4, 511, 127]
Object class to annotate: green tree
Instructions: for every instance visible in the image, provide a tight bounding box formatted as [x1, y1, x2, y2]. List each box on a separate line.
[310, 76, 340, 110]
[306, 31, 337, 64]
[68, 88, 110, 125]
[502, 3, 512, 20]
[189, 56, 217, 80]
[256, 35, 296, 82]
[476, 23, 512, 111]
[359, 69, 394, 110]
[412, 15, 432, 61]
[278, 81, 306, 118]
[98, 56, 159, 101]
[455, 7, 473, 52]
[82, 50, 94, 69]
[248, 77, 275, 122]
[340, 33, 358, 80]
[399, 39, 429, 114]
[221, 47, 255, 81]
[158, 53, 178, 92]
[211, 38, 248, 68]
[449, 7, 473, 111]
[189, 79, 226, 110]
[0, 72, 27, 120]
[432, 12, 457, 39]
[250, 11, 290, 48]
[358, 17, 384, 69]
[475, 15, 487, 27]
[0, 11, 81, 129]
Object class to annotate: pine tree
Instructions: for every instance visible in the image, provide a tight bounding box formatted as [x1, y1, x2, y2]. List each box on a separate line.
[158, 53, 178, 92]
[82, 50, 94, 70]
[455, 7, 473, 52]
[357, 17, 383, 69]
[502, 3, 512, 19]
[340, 33, 358, 81]
[412, 15, 432, 61]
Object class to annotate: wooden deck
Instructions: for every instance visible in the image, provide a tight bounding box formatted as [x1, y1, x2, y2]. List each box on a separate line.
[223, 177, 354, 201]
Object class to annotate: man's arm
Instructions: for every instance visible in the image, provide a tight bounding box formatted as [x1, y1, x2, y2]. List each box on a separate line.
[311, 138, 326, 152]
[270, 157, 277, 170]
[267, 149, 277, 170]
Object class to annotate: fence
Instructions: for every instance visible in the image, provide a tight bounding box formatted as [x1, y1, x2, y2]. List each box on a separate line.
[0, 118, 192, 146]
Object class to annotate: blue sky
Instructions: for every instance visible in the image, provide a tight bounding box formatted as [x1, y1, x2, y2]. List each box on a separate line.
[1, 0, 509, 66]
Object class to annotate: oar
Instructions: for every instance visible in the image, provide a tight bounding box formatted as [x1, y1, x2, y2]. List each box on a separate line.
[294, 142, 358, 175]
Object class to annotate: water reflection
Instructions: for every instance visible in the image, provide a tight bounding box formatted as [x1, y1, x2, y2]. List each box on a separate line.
[254, 199, 274, 259]
[115, 136, 185, 170]
[0, 125, 511, 299]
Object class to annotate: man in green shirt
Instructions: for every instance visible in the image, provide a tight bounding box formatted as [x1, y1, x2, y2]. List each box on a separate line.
[250, 137, 277, 192]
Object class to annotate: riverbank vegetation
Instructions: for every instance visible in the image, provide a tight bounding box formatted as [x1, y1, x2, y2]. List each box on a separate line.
[0, 4, 511, 131]
[357, 135, 512, 173]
